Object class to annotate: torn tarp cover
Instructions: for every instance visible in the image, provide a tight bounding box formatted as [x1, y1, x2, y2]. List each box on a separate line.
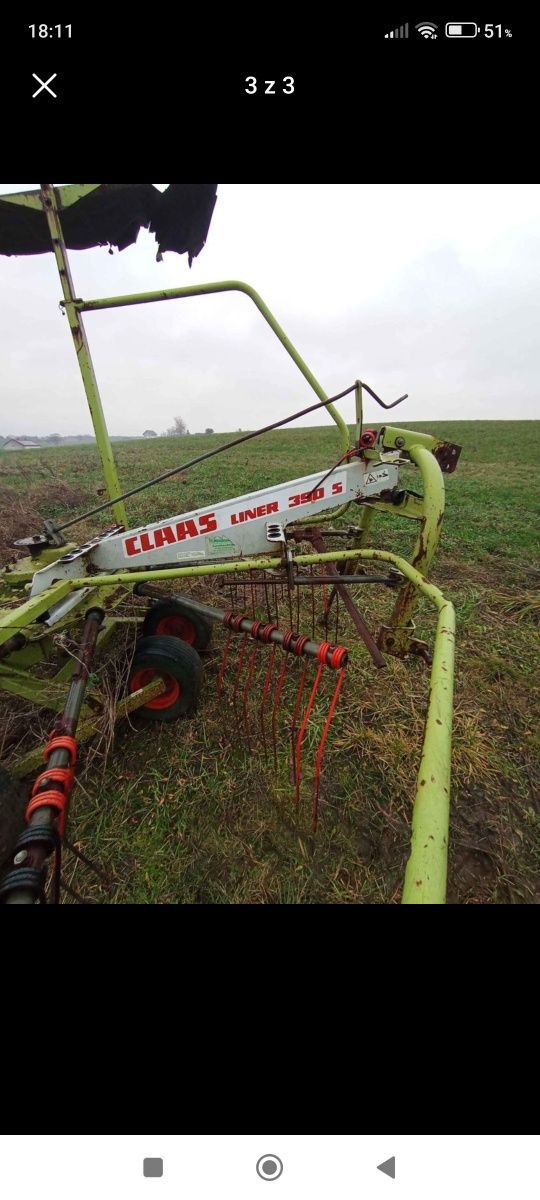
[0, 184, 218, 263]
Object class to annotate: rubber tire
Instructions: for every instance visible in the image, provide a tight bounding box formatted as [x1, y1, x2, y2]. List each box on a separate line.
[142, 599, 212, 652]
[0, 766, 26, 873]
[129, 634, 203, 722]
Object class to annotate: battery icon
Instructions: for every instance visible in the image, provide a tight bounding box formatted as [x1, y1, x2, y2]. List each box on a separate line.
[445, 22, 478, 36]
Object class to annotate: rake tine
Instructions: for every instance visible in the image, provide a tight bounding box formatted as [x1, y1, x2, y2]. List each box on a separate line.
[259, 644, 276, 763]
[322, 580, 329, 638]
[290, 658, 309, 790]
[63, 836, 114, 887]
[312, 665, 346, 831]
[233, 633, 249, 703]
[232, 633, 249, 746]
[294, 661, 324, 810]
[271, 653, 289, 772]
[264, 579, 272, 621]
[287, 582, 294, 630]
[217, 632, 232, 695]
[274, 582, 280, 627]
[250, 572, 256, 619]
[242, 643, 259, 753]
[335, 589, 340, 646]
[311, 564, 315, 639]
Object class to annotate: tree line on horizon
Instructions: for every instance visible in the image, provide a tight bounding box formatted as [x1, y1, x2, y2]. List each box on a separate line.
[2, 418, 216, 446]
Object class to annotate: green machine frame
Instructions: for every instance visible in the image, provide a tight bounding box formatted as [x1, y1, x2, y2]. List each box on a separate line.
[0, 184, 457, 904]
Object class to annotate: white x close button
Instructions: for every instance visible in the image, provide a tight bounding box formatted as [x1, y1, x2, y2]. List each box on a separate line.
[32, 73, 57, 98]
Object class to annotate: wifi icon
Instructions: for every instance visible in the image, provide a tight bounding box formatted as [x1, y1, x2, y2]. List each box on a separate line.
[415, 21, 438, 36]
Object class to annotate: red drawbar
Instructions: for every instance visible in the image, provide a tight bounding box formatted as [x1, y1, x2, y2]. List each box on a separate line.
[129, 667, 180, 709]
[155, 614, 196, 644]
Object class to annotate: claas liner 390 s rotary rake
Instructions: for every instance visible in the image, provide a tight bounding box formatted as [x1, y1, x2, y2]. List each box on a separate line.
[0, 184, 460, 906]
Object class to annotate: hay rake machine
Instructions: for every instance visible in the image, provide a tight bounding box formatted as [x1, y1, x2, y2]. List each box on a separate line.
[0, 184, 460, 905]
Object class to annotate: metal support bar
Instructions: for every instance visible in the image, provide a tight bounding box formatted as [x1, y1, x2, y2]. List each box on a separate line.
[292, 574, 398, 585]
[39, 185, 127, 527]
[401, 600, 455, 904]
[65, 550, 410, 589]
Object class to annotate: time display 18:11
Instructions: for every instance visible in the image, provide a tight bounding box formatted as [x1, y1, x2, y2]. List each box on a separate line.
[29, 24, 72, 36]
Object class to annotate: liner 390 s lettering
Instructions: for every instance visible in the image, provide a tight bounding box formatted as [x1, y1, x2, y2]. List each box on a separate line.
[122, 480, 347, 558]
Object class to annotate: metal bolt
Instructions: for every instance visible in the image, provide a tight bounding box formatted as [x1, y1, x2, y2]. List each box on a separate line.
[14, 850, 28, 865]
[395, 436, 405, 448]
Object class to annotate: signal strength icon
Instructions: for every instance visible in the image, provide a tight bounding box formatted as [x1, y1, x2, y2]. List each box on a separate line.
[415, 21, 438, 36]
[385, 23, 409, 36]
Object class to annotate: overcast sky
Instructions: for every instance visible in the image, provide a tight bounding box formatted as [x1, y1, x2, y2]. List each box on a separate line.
[0, 183, 538, 436]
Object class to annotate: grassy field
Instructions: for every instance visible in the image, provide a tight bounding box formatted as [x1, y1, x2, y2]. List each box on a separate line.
[1, 419, 539, 904]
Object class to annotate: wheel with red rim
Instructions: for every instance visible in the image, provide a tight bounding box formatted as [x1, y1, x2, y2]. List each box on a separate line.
[142, 599, 212, 652]
[128, 634, 202, 722]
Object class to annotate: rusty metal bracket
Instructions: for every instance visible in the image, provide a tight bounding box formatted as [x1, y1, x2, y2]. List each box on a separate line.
[292, 528, 386, 668]
[377, 623, 432, 664]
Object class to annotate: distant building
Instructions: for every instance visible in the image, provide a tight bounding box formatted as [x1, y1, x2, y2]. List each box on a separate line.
[2, 437, 41, 450]
[143, 429, 158, 438]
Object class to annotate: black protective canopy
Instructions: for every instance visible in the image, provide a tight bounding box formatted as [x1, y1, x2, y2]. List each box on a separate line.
[0, 183, 218, 263]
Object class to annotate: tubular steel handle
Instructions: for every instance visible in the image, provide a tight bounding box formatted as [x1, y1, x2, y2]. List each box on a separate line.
[360, 380, 408, 409]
